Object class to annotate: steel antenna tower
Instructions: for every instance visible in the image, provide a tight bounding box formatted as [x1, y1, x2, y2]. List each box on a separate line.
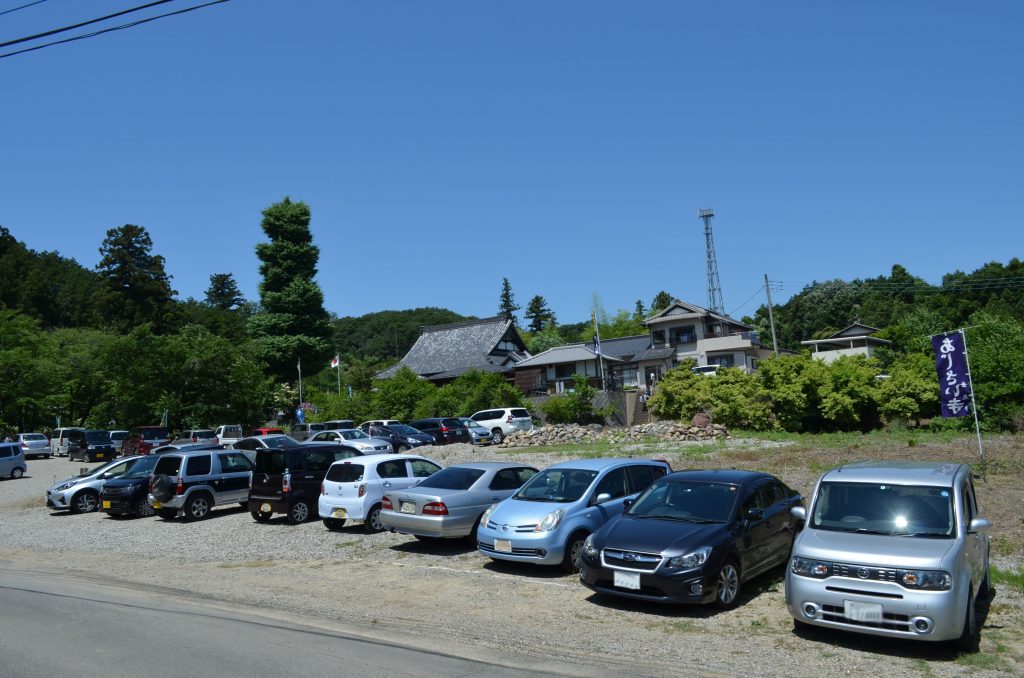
[700, 208, 725, 315]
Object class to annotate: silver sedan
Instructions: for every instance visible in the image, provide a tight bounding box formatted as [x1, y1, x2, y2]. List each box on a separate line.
[304, 429, 392, 453]
[380, 462, 538, 540]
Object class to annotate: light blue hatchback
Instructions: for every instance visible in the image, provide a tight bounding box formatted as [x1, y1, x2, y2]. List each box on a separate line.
[476, 457, 671, 572]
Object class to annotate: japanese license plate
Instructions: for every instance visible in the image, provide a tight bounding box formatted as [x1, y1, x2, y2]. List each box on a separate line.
[494, 539, 512, 553]
[152, 501, 161, 509]
[844, 600, 883, 623]
[614, 571, 641, 590]
[259, 503, 271, 513]
[332, 508, 347, 519]
[400, 501, 416, 514]
[101, 500, 111, 509]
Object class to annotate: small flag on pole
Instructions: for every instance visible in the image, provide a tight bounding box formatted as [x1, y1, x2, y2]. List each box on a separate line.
[330, 355, 340, 368]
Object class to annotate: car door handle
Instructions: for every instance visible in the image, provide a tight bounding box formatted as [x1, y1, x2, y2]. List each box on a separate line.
[383, 481, 391, 487]
[491, 497, 501, 501]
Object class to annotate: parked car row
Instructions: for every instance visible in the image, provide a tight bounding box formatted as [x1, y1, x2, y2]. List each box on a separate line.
[36, 435, 991, 652]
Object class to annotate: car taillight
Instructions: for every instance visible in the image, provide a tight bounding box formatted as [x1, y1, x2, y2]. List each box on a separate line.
[213, 437, 219, 445]
[439, 426, 449, 433]
[382, 495, 393, 510]
[21, 442, 27, 449]
[175, 478, 184, 495]
[282, 473, 291, 493]
[148, 477, 154, 493]
[506, 414, 513, 423]
[321, 482, 325, 495]
[422, 502, 448, 515]
[358, 483, 366, 498]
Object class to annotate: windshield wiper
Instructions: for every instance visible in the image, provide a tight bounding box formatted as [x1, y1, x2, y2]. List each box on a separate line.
[893, 532, 951, 539]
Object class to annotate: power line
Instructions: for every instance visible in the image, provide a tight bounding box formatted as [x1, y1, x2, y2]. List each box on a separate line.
[0, 0, 49, 18]
[0, 0, 230, 60]
[0, 0, 180, 49]
[727, 286, 765, 318]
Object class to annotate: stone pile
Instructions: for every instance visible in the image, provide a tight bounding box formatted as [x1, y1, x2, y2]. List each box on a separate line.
[496, 421, 729, 448]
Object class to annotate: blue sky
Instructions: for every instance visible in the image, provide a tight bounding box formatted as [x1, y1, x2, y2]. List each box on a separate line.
[3, 1, 1021, 324]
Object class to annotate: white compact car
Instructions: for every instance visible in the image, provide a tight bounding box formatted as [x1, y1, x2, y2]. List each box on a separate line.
[318, 453, 441, 533]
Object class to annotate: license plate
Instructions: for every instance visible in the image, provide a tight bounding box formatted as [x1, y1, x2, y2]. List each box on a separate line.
[614, 571, 641, 590]
[260, 503, 271, 513]
[400, 501, 416, 514]
[152, 501, 161, 509]
[101, 500, 111, 509]
[494, 539, 512, 553]
[333, 508, 347, 518]
[844, 600, 884, 623]
[96, 454, 105, 459]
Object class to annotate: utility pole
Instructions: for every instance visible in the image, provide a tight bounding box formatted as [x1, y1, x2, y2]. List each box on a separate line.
[764, 274, 780, 357]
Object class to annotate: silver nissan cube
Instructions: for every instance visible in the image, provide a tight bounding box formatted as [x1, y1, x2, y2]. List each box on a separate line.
[786, 461, 990, 650]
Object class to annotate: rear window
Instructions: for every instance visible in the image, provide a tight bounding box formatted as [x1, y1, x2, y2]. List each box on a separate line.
[326, 463, 365, 483]
[23, 433, 46, 441]
[135, 427, 169, 440]
[510, 409, 530, 419]
[109, 431, 128, 441]
[221, 426, 242, 436]
[418, 467, 485, 490]
[255, 451, 286, 475]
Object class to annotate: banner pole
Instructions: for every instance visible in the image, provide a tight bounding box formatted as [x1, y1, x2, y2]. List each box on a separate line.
[960, 328, 985, 480]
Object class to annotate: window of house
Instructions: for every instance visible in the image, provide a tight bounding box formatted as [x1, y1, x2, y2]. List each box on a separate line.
[652, 329, 666, 344]
[671, 325, 696, 344]
[616, 367, 638, 388]
[710, 355, 735, 367]
[555, 363, 575, 379]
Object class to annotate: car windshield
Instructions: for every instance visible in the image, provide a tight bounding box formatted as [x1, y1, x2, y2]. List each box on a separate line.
[110, 432, 128, 441]
[811, 481, 955, 538]
[417, 467, 486, 490]
[339, 430, 369, 440]
[122, 456, 159, 479]
[140, 428, 170, 439]
[389, 425, 420, 435]
[627, 480, 737, 523]
[85, 431, 111, 443]
[514, 468, 598, 503]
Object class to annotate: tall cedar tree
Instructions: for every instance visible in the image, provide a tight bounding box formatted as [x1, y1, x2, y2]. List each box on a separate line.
[247, 198, 331, 382]
[498, 277, 519, 324]
[205, 273, 245, 310]
[95, 224, 175, 331]
[524, 295, 556, 333]
[649, 291, 674, 316]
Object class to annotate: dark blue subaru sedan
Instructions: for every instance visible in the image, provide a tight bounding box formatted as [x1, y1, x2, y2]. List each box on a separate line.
[579, 469, 801, 608]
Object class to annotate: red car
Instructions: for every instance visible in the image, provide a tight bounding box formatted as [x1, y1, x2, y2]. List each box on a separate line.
[121, 426, 171, 455]
[252, 427, 285, 436]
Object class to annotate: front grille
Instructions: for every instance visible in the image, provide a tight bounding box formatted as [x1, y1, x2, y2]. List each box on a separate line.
[478, 542, 544, 557]
[602, 548, 662, 571]
[821, 604, 911, 631]
[486, 520, 537, 533]
[832, 562, 898, 583]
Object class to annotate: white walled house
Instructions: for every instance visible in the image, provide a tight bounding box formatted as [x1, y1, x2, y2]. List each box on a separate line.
[801, 323, 891, 363]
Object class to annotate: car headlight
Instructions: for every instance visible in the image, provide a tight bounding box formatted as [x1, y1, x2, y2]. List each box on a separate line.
[582, 534, 598, 558]
[791, 556, 831, 578]
[54, 481, 77, 492]
[667, 546, 712, 570]
[898, 569, 952, 590]
[534, 509, 564, 533]
[479, 504, 497, 527]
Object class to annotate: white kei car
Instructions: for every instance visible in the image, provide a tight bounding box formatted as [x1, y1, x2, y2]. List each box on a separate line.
[318, 453, 441, 533]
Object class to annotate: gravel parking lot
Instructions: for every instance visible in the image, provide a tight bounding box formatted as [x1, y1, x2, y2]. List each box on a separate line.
[2, 443, 1021, 677]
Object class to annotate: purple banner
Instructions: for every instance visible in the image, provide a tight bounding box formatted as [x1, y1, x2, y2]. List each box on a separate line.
[931, 332, 972, 417]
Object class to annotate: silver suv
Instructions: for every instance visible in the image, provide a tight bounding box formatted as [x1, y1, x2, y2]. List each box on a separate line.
[469, 407, 532, 444]
[148, 449, 254, 520]
[786, 461, 990, 651]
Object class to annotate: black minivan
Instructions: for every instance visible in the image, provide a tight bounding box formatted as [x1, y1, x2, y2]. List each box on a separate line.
[248, 443, 362, 524]
[67, 429, 115, 462]
[407, 418, 471, 445]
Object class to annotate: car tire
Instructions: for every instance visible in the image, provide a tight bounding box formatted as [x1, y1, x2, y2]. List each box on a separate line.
[287, 500, 312, 525]
[396, 444, 409, 452]
[133, 498, 155, 518]
[560, 530, 589, 573]
[364, 503, 384, 534]
[491, 429, 505, 444]
[11, 467, 25, 480]
[183, 493, 212, 521]
[712, 558, 742, 609]
[70, 490, 99, 514]
[251, 509, 272, 523]
[157, 508, 178, 520]
[957, 587, 980, 653]
[323, 518, 346, 531]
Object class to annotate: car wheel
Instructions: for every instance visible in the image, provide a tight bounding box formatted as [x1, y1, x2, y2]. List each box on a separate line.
[157, 508, 178, 520]
[70, 490, 99, 514]
[491, 429, 505, 444]
[364, 503, 384, 534]
[183, 493, 212, 521]
[252, 510, 272, 523]
[713, 558, 742, 609]
[396, 444, 409, 452]
[11, 467, 24, 480]
[323, 518, 346, 531]
[133, 498, 155, 518]
[287, 500, 311, 524]
[560, 531, 589, 573]
[957, 587, 980, 653]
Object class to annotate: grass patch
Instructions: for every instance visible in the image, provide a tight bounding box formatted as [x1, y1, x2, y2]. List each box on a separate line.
[991, 536, 1023, 558]
[990, 566, 1024, 594]
[955, 652, 1009, 670]
[729, 428, 965, 451]
[332, 540, 360, 549]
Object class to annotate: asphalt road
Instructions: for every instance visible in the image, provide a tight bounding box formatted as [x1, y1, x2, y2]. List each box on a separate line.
[0, 568, 585, 678]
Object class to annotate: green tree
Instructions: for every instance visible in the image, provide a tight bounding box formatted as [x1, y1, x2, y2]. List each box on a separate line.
[648, 361, 772, 430]
[528, 322, 567, 354]
[877, 353, 939, 426]
[95, 224, 176, 331]
[331, 307, 470, 361]
[247, 198, 331, 382]
[498, 277, 519, 323]
[633, 299, 646, 320]
[0, 311, 61, 431]
[524, 295, 556, 333]
[541, 373, 597, 424]
[956, 312, 1024, 430]
[416, 369, 525, 419]
[204, 273, 245, 310]
[370, 366, 436, 421]
[650, 291, 674, 315]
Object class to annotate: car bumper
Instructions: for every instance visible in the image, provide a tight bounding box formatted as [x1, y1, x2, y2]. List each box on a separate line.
[477, 526, 564, 566]
[469, 434, 493, 445]
[381, 510, 477, 538]
[785, 572, 966, 641]
[318, 496, 367, 521]
[46, 491, 71, 510]
[578, 556, 717, 604]
[148, 494, 184, 510]
[248, 496, 289, 515]
[100, 493, 138, 515]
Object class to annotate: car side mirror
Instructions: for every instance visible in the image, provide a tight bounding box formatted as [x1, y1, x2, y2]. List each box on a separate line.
[622, 498, 635, 509]
[969, 518, 991, 533]
[791, 506, 806, 521]
[593, 492, 612, 505]
[745, 508, 764, 521]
